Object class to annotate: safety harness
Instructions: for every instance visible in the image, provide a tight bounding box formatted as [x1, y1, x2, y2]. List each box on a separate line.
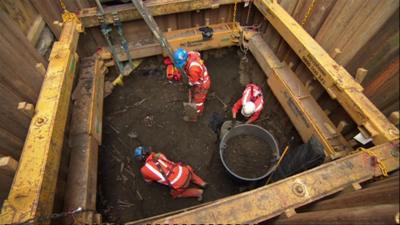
[152, 153, 176, 188]
[151, 153, 191, 189]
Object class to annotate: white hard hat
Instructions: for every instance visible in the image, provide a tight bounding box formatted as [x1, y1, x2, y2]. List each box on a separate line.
[241, 102, 256, 117]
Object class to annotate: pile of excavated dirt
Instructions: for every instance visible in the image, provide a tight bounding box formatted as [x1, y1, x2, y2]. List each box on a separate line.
[223, 135, 273, 179]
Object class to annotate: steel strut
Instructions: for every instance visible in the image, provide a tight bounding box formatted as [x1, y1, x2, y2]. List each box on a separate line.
[112, 12, 134, 71]
[95, 0, 126, 76]
[130, 0, 188, 81]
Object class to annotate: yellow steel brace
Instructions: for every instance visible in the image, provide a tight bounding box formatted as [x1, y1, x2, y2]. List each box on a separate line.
[0, 14, 83, 225]
[254, 0, 399, 145]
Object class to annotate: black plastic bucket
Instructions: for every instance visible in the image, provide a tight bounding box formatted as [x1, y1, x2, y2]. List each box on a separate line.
[219, 123, 280, 182]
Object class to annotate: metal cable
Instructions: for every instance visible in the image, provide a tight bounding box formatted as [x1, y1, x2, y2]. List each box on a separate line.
[10, 208, 96, 225]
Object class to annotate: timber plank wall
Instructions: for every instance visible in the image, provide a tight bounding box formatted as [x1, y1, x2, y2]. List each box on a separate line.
[0, 0, 398, 163]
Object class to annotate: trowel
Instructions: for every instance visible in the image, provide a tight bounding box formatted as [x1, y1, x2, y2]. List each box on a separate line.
[183, 89, 198, 122]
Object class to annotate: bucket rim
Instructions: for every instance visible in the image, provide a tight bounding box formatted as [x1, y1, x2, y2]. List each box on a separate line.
[219, 123, 280, 182]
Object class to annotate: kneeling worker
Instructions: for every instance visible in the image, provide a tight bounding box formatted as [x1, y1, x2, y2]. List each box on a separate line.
[232, 83, 264, 124]
[134, 146, 207, 200]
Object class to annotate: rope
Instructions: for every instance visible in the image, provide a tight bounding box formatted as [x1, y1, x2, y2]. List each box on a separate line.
[360, 148, 389, 177]
[300, 0, 317, 26]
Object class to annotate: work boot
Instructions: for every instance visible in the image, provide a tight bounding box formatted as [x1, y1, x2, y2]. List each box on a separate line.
[197, 193, 204, 202]
[190, 171, 207, 188]
[199, 182, 208, 189]
[171, 188, 203, 199]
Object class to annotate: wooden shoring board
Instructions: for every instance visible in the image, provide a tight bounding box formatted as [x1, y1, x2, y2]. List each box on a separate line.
[79, 0, 243, 28]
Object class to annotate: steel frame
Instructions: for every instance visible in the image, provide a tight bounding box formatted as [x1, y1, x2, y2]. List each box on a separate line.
[0, 15, 83, 224]
[254, 0, 399, 145]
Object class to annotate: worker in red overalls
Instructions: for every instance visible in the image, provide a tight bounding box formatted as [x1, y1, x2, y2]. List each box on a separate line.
[173, 48, 211, 117]
[134, 146, 207, 200]
[232, 83, 264, 124]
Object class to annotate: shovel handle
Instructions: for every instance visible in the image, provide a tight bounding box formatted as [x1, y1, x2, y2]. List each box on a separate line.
[188, 88, 192, 103]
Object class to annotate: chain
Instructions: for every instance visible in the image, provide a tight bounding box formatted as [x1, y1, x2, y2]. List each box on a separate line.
[59, 0, 67, 11]
[300, 0, 317, 26]
[232, 0, 239, 31]
[11, 207, 95, 225]
[360, 148, 389, 177]
[58, 0, 83, 30]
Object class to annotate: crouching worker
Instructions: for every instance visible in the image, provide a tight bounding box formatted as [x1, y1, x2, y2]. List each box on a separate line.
[232, 83, 264, 124]
[134, 146, 207, 200]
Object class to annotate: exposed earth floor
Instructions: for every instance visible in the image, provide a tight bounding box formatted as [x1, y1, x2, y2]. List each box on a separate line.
[97, 47, 299, 223]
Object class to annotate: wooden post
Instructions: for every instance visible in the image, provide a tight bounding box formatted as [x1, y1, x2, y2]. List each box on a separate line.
[388, 111, 399, 126]
[0, 156, 17, 177]
[17, 102, 35, 118]
[336, 121, 348, 133]
[330, 48, 342, 59]
[27, 15, 46, 45]
[355, 68, 368, 84]
[0, 156, 17, 207]
[35, 63, 47, 76]
[31, 0, 62, 38]
[282, 208, 297, 218]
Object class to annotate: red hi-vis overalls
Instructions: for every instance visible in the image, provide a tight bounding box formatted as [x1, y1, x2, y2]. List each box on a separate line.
[232, 84, 264, 123]
[140, 153, 206, 199]
[185, 51, 211, 114]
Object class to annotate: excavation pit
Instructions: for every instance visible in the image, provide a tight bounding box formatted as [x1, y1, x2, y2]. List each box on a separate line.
[98, 47, 300, 223]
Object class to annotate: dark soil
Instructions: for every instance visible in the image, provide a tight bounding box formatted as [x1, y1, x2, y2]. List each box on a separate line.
[97, 47, 300, 223]
[223, 135, 273, 179]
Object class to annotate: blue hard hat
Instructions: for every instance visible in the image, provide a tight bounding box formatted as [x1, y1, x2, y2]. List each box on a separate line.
[134, 146, 144, 158]
[173, 48, 188, 69]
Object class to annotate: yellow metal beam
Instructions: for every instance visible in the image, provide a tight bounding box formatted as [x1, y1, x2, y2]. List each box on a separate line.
[254, 0, 399, 145]
[100, 22, 241, 61]
[249, 35, 352, 159]
[0, 16, 83, 224]
[79, 0, 243, 28]
[150, 141, 399, 224]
